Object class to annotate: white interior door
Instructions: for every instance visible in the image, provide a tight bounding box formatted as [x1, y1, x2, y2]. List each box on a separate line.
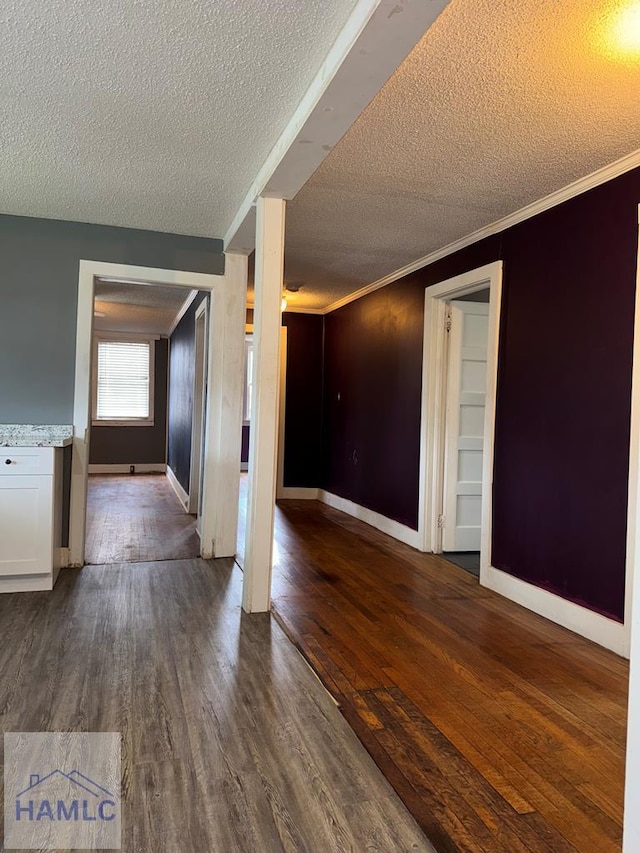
[442, 300, 489, 551]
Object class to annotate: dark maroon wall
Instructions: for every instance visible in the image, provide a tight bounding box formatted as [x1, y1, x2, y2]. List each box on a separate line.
[241, 424, 250, 467]
[283, 312, 324, 487]
[491, 173, 638, 621]
[167, 292, 209, 492]
[323, 239, 500, 528]
[322, 167, 640, 622]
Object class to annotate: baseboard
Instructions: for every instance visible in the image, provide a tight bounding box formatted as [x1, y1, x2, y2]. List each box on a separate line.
[166, 465, 189, 511]
[318, 490, 422, 549]
[277, 487, 320, 500]
[88, 463, 167, 474]
[484, 564, 629, 658]
[0, 575, 54, 593]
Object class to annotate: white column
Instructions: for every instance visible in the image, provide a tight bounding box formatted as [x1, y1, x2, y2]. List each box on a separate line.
[243, 196, 285, 613]
[200, 252, 248, 558]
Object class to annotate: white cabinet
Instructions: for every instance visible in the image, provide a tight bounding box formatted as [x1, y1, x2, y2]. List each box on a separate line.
[0, 447, 63, 590]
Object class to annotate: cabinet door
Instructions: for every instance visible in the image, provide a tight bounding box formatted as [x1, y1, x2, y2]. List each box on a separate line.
[0, 476, 53, 575]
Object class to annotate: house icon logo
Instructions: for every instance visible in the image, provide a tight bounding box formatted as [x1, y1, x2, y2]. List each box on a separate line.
[16, 769, 117, 823]
[4, 731, 121, 850]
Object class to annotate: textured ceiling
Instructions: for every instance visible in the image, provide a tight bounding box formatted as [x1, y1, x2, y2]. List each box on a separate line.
[94, 281, 189, 334]
[285, 0, 640, 310]
[0, 0, 358, 237]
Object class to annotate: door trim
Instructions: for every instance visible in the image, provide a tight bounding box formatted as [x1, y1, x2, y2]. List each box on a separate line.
[70, 256, 247, 567]
[621, 207, 640, 848]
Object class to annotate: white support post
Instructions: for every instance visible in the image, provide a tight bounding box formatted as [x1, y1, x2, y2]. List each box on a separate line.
[201, 252, 248, 558]
[243, 197, 286, 613]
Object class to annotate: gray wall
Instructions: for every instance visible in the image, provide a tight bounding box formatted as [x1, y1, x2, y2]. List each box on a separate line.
[89, 338, 169, 465]
[0, 214, 223, 424]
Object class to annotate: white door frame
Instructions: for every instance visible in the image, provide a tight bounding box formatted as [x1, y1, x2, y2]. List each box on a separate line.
[70, 256, 247, 566]
[419, 262, 503, 567]
[189, 299, 208, 521]
[275, 325, 288, 499]
[623, 208, 640, 848]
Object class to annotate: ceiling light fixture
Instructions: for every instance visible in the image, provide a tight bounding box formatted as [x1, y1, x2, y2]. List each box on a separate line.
[605, 2, 640, 56]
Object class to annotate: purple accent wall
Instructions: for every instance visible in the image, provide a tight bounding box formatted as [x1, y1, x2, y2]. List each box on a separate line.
[167, 292, 209, 492]
[241, 424, 250, 466]
[282, 313, 324, 487]
[323, 239, 499, 529]
[491, 174, 637, 621]
[322, 167, 640, 622]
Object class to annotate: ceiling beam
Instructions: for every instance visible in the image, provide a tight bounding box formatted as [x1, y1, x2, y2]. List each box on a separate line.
[224, 0, 451, 254]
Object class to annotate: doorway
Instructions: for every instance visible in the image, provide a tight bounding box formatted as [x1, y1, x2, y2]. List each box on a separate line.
[85, 281, 207, 565]
[419, 261, 503, 585]
[70, 257, 248, 569]
[441, 293, 490, 577]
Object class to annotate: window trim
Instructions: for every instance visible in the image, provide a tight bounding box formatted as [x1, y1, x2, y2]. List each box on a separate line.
[91, 332, 157, 427]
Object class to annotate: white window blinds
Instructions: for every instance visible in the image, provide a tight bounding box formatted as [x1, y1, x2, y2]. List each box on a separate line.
[96, 341, 151, 420]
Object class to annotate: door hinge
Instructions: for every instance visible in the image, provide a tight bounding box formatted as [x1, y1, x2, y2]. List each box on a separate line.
[445, 308, 452, 333]
[437, 514, 446, 529]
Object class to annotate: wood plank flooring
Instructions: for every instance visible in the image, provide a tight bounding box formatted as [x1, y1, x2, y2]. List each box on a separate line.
[0, 559, 433, 852]
[86, 474, 200, 564]
[270, 498, 629, 853]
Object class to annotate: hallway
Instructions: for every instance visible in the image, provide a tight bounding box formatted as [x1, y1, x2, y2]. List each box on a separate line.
[85, 474, 200, 564]
[0, 558, 432, 851]
[268, 497, 628, 852]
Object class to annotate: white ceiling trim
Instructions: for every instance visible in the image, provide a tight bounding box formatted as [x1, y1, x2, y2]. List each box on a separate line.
[225, 0, 451, 254]
[322, 145, 640, 315]
[167, 289, 199, 337]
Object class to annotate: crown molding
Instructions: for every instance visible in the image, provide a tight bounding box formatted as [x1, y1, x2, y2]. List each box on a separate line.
[245, 302, 325, 316]
[321, 147, 640, 315]
[168, 289, 199, 336]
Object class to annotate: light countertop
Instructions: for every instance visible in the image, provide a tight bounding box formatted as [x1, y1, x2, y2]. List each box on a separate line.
[0, 425, 73, 448]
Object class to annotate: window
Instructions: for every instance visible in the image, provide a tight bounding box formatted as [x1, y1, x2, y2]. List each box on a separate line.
[92, 337, 155, 426]
[243, 336, 254, 423]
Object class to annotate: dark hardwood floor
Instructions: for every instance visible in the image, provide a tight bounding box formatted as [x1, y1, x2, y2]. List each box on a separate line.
[269, 498, 629, 853]
[0, 559, 433, 852]
[86, 474, 200, 564]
